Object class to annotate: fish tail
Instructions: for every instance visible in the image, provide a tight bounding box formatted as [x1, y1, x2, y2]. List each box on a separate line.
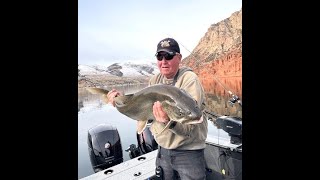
[86, 87, 110, 95]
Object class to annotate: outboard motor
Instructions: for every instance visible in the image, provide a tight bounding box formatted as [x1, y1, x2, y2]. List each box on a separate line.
[87, 124, 123, 173]
[137, 126, 158, 154]
[216, 116, 242, 144]
[126, 126, 158, 159]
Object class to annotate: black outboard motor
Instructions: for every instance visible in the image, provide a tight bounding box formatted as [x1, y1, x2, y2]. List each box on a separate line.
[87, 124, 123, 173]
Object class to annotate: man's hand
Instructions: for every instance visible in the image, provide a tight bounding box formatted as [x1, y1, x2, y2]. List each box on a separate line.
[153, 101, 170, 124]
[103, 89, 122, 107]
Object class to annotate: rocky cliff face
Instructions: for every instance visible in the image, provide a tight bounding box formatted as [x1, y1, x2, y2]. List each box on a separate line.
[181, 8, 242, 80]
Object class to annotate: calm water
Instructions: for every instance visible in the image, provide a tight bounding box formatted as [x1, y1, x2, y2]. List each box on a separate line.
[78, 78, 242, 179]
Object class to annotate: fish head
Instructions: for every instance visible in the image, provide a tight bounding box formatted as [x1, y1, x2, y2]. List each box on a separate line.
[161, 98, 202, 124]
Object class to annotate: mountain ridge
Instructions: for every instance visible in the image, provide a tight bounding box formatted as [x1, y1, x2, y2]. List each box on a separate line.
[78, 7, 242, 87]
[78, 62, 159, 88]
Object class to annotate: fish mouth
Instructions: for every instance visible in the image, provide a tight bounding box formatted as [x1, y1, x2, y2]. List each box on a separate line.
[189, 112, 202, 119]
[185, 115, 204, 124]
[175, 113, 203, 124]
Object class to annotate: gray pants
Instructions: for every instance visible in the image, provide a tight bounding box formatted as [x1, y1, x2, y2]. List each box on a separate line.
[156, 147, 206, 180]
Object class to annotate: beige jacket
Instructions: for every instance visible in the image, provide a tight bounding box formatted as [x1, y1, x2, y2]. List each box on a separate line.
[148, 67, 208, 150]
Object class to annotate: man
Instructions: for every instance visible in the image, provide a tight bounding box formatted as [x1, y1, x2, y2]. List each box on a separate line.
[107, 37, 208, 180]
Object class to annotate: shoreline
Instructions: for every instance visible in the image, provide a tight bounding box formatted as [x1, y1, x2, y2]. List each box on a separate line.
[78, 75, 149, 89]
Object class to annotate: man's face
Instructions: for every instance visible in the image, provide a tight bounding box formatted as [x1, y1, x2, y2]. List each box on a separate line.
[156, 51, 181, 79]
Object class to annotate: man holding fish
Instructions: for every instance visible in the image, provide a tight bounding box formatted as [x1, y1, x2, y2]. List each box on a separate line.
[106, 37, 208, 180]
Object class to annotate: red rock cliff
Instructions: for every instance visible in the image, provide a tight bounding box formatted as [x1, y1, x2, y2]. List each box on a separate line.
[181, 8, 242, 81]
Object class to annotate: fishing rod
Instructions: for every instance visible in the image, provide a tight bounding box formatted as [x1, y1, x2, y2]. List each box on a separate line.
[169, 35, 242, 107]
[165, 35, 242, 146]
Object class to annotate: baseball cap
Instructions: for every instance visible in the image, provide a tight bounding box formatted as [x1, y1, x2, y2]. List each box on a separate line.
[156, 38, 180, 54]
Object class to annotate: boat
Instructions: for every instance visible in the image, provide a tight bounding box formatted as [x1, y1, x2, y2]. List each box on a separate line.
[80, 101, 242, 179]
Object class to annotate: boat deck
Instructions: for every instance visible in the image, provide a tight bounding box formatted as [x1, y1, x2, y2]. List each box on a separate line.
[80, 150, 157, 180]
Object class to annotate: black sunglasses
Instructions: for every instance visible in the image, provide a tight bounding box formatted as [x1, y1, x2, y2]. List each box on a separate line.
[155, 52, 176, 61]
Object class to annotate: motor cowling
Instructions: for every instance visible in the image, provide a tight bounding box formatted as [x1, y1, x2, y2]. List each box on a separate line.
[137, 126, 158, 154]
[126, 126, 158, 159]
[87, 124, 123, 173]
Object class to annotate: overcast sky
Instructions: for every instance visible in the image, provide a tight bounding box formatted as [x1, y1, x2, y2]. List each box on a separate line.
[78, 0, 242, 66]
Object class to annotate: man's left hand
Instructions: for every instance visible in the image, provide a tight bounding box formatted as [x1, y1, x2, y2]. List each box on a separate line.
[153, 101, 170, 124]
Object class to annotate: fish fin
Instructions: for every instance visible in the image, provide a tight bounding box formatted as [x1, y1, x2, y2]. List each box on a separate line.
[86, 87, 109, 95]
[157, 122, 171, 135]
[150, 121, 171, 135]
[137, 121, 148, 134]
